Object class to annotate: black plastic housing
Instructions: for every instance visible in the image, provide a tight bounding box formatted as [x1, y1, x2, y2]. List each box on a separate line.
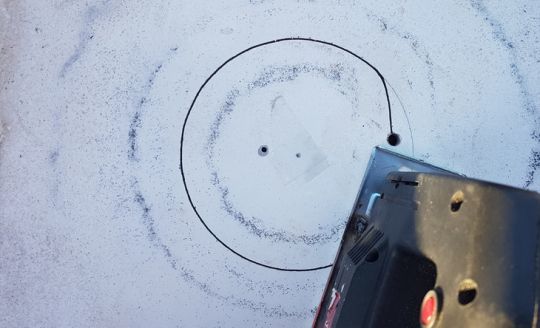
[313, 148, 540, 328]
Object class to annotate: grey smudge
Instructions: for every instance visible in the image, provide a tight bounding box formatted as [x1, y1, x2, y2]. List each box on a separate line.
[59, 3, 110, 78]
[367, 13, 436, 107]
[200, 63, 359, 244]
[129, 178, 310, 319]
[49, 149, 59, 164]
[525, 151, 540, 188]
[470, 0, 540, 185]
[210, 171, 346, 245]
[128, 48, 178, 161]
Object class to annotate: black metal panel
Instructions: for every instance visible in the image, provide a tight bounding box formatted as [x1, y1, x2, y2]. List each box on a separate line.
[313, 148, 540, 328]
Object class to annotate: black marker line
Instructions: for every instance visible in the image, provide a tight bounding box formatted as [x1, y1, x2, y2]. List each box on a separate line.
[180, 37, 394, 272]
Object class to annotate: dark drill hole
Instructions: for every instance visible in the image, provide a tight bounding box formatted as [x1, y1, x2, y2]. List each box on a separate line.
[450, 191, 464, 212]
[365, 250, 379, 263]
[258, 145, 269, 156]
[387, 133, 401, 146]
[296, 153, 301, 158]
[458, 279, 478, 305]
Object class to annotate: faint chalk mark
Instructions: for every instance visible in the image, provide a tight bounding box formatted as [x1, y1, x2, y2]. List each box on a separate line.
[386, 80, 415, 156]
[367, 13, 437, 109]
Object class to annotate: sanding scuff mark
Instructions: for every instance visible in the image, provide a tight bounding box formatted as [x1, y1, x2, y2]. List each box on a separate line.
[129, 178, 311, 319]
[128, 47, 178, 162]
[59, 1, 112, 78]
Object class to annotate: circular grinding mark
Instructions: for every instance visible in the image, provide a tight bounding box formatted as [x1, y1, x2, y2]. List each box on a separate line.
[180, 38, 413, 271]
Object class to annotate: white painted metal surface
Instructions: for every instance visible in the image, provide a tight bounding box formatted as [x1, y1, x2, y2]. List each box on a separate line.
[1, 1, 539, 327]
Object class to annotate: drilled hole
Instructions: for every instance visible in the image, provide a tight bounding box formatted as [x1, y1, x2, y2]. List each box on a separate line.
[258, 145, 269, 156]
[296, 153, 301, 158]
[387, 133, 401, 146]
[450, 191, 464, 212]
[458, 279, 477, 305]
[365, 250, 379, 263]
